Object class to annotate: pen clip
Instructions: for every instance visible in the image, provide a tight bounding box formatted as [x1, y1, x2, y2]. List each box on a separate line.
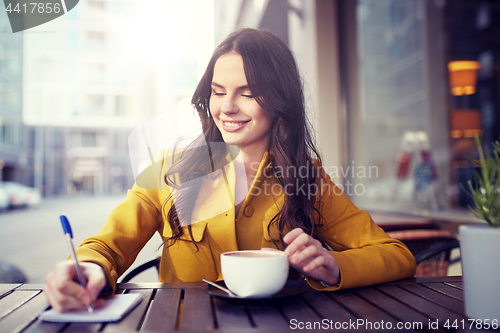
[60, 215, 73, 238]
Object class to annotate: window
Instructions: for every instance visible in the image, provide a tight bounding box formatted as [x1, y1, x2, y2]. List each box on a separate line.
[86, 94, 105, 114]
[81, 131, 97, 147]
[86, 62, 105, 81]
[87, 31, 105, 51]
[115, 95, 126, 116]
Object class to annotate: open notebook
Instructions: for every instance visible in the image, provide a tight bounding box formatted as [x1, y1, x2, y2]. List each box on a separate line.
[39, 293, 142, 323]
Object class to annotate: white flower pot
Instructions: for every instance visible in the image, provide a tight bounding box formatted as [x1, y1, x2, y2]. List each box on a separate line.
[459, 224, 500, 320]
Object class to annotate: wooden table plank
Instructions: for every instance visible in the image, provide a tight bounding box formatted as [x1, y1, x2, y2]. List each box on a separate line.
[212, 298, 253, 329]
[383, 276, 462, 285]
[352, 286, 429, 324]
[415, 276, 463, 283]
[399, 283, 465, 315]
[141, 288, 181, 331]
[278, 295, 321, 323]
[445, 281, 464, 290]
[0, 292, 49, 333]
[0, 279, 468, 333]
[60, 323, 103, 332]
[300, 289, 356, 323]
[117, 282, 204, 290]
[422, 282, 464, 301]
[22, 320, 67, 333]
[247, 305, 288, 329]
[328, 290, 398, 324]
[17, 284, 47, 291]
[376, 285, 466, 327]
[180, 288, 214, 331]
[102, 289, 153, 332]
[0, 284, 21, 299]
[0, 290, 39, 321]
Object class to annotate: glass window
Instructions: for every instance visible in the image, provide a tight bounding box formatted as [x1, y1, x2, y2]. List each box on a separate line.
[115, 95, 126, 116]
[86, 94, 105, 114]
[353, 0, 431, 209]
[344, 0, 500, 213]
[81, 131, 97, 147]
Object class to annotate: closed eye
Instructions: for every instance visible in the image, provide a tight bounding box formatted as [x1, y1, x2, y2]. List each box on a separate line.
[212, 89, 225, 96]
[242, 94, 254, 98]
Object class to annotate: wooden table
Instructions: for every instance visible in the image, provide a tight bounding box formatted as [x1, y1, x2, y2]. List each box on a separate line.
[0, 276, 487, 332]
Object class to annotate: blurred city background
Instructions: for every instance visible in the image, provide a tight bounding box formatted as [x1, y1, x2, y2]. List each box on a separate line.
[1, 0, 499, 282]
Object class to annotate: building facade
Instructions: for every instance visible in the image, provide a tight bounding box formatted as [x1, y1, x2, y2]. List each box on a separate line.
[0, 8, 26, 184]
[21, 0, 213, 196]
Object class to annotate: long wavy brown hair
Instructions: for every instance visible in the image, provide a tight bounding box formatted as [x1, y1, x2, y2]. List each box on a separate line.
[162, 28, 324, 249]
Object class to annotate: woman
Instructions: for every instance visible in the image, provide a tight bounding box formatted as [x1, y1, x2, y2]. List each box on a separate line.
[44, 28, 416, 312]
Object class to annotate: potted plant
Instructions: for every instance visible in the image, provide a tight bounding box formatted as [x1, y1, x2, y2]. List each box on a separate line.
[460, 135, 500, 320]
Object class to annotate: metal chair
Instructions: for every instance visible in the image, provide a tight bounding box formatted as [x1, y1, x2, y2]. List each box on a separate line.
[120, 257, 161, 283]
[387, 229, 460, 277]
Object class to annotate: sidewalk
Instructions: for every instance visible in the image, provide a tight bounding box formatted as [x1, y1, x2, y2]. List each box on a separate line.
[0, 194, 162, 284]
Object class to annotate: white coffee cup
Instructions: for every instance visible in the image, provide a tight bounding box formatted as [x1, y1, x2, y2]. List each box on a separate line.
[220, 250, 289, 298]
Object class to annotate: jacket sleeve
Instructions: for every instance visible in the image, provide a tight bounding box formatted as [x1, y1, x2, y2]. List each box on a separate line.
[306, 171, 416, 291]
[74, 158, 168, 293]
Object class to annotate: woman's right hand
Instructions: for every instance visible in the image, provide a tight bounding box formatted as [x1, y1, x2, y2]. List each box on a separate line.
[44, 261, 107, 313]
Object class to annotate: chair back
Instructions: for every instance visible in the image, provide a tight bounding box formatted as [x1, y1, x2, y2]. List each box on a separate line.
[387, 229, 459, 277]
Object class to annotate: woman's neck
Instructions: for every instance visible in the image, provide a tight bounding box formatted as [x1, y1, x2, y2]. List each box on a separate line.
[239, 147, 267, 180]
[233, 146, 267, 216]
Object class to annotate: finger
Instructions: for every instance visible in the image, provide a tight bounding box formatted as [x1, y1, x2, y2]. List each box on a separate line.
[85, 268, 106, 301]
[47, 281, 91, 313]
[53, 273, 91, 305]
[284, 233, 312, 256]
[260, 247, 279, 251]
[303, 255, 326, 272]
[290, 245, 318, 265]
[43, 286, 63, 313]
[92, 298, 107, 309]
[56, 294, 92, 312]
[283, 228, 304, 244]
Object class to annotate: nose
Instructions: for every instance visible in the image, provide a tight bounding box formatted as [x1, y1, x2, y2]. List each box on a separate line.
[220, 95, 239, 115]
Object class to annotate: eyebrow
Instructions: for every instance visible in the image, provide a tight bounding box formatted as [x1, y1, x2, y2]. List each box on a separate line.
[211, 82, 250, 90]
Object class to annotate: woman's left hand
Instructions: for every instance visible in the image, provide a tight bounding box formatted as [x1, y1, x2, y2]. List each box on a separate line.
[283, 228, 340, 286]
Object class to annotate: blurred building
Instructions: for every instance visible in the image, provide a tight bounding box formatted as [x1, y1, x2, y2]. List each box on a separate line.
[22, 0, 143, 195]
[0, 9, 27, 183]
[22, 0, 213, 196]
[215, 0, 500, 213]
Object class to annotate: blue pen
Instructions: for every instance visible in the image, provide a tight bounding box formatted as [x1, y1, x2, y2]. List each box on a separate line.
[60, 215, 93, 313]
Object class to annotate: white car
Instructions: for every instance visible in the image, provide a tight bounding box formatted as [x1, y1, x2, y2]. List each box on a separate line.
[0, 188, 9, 211]
[0, 182, 42, 208]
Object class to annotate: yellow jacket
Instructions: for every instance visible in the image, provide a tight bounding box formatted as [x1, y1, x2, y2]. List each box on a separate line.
[76, 151, 416, 292]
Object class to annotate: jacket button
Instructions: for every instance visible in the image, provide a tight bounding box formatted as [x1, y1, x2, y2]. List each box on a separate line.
[244, 206, 254, 217]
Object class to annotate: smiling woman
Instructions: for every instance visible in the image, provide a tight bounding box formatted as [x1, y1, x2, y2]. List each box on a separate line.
[43, 28, 416, 313]
[210, 53, 273, 155]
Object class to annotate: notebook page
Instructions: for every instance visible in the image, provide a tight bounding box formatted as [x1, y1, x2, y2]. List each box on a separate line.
[39, 293, 143, 323]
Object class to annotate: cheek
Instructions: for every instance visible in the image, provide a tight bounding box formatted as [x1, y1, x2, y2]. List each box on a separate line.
[255, 108, 272, 128]
[209, 99, 218, 118]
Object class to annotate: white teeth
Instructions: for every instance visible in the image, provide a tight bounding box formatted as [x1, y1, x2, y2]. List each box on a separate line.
[224, 121, 245, 128]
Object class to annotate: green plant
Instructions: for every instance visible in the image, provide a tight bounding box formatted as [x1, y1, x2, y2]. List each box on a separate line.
[466, 135, 500, 227]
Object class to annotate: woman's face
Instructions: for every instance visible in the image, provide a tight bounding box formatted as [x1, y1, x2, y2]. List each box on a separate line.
[209, 53, 273, 154]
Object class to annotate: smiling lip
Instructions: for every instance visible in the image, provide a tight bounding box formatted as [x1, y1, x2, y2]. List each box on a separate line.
[221, 120, 250, 132]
